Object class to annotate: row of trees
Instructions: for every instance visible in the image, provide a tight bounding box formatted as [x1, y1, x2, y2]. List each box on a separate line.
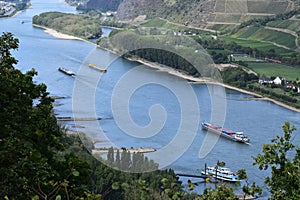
[248, 84, 298, 104]
[106, 147, 158, 172]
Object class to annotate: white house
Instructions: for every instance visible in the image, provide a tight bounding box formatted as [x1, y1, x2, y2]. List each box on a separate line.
[273, 77, 282, 85]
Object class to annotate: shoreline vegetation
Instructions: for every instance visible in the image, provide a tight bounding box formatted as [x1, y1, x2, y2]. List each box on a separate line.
[34, 25, 300, 113]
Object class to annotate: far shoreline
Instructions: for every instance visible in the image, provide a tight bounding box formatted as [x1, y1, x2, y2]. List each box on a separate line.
[32, 24, 96, 45]
[37, 24, 300, 113]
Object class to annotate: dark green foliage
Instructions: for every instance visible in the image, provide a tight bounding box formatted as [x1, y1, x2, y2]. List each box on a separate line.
[127, 48, 199, 76]
[0, 32, 93, 199]
[201, 184, 238, 200]
[253, 122, 300, 200]
[248, 84, 298, 104]
[221, 67, 258, 86]
[86, 0, 122, 12]
[236, 169, 262, 199]
[33, 12, 103, 39]
[0, 32, 186, 200]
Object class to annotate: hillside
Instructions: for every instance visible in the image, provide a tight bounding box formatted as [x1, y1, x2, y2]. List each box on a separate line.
[86, 0, 122, 12]
[113, 0, 296, 27]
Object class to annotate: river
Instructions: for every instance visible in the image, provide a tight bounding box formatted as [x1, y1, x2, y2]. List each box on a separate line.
[1, 0, 299, 198]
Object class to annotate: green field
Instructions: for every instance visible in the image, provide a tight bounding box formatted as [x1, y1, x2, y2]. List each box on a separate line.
[207, 24, 237, 32]
[231, 26, 297, 50]
[247, 62, 300, 81]
[140, 18, 180, 30]
[231, 56, 258, 62]
[220, 36, 292, 55]
[267, 20, 300, 33]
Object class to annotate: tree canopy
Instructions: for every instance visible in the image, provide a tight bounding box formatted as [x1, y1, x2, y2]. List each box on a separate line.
[253, 121, 300, 200]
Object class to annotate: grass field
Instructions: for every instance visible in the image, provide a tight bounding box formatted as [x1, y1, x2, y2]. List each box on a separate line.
[140, 18, 180, 30]
[231, 56, 258, 62]
[247, 62, 300, 81]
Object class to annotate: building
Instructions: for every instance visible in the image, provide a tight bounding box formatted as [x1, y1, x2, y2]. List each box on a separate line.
[273, 77, 285, 85]
[230, 54, 248, 57]
[259, 77, 273, 85]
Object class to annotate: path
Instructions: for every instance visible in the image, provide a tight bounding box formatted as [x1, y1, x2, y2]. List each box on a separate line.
[265, 26, 300, 52]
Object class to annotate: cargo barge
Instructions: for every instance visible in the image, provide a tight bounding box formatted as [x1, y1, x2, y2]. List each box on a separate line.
[58, 67, 75, 76]
[88, 63, 107, 72]
[202, 122, 250, 144]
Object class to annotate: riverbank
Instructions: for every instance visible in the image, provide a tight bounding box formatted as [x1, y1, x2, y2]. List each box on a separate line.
[39, 25, 300, 113]
[32, 24, 95, 45]
[129, 57, 300, 113]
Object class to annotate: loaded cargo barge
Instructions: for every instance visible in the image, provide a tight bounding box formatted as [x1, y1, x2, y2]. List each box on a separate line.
[202, 122, 250, 144]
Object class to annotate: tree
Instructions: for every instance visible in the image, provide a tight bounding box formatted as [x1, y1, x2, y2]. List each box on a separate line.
[0, 32, 96, 199]
[253, 121, 300, 200]
[200, 184, 237, 200]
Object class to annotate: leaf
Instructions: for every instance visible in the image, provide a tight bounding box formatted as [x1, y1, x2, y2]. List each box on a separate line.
[72, 170, 80, 177]
[138, 179, 146, 186]
[31, 195, 39, 200]
[61, 180, 69, 187]
[55, 195, 61, 200]
[121, 182, 129, 190]
[161, 178, 168, 185]
[112, 182, 120, 190]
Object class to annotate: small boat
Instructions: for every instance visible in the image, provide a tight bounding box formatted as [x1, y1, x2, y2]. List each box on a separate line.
[202, 122, 249, 143]
[88, 63, 107, 72]
[58, 67, 75, 76]
[201, 166, 240, 182]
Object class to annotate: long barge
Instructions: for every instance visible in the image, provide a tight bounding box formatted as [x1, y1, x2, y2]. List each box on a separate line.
[201, 122, 250, 144]
[58, 67, 75, 76]
[88, 63, 107, 72]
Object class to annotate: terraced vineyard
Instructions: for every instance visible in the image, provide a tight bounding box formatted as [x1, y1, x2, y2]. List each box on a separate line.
[220, 36, 292, 54]
[231, 26, 297, 50]
[267, 19, 300, 33]
[247, 0, 291, 14]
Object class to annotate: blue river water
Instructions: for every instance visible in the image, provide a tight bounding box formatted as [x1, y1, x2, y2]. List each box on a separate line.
[1, 0, 299, 198]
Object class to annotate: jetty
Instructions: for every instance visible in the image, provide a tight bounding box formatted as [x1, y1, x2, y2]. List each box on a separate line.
[57, 117, 102, 121]
[176, 173, 209, 179]
[50, 96, 66, 99]
[92, 147, 156, 154]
